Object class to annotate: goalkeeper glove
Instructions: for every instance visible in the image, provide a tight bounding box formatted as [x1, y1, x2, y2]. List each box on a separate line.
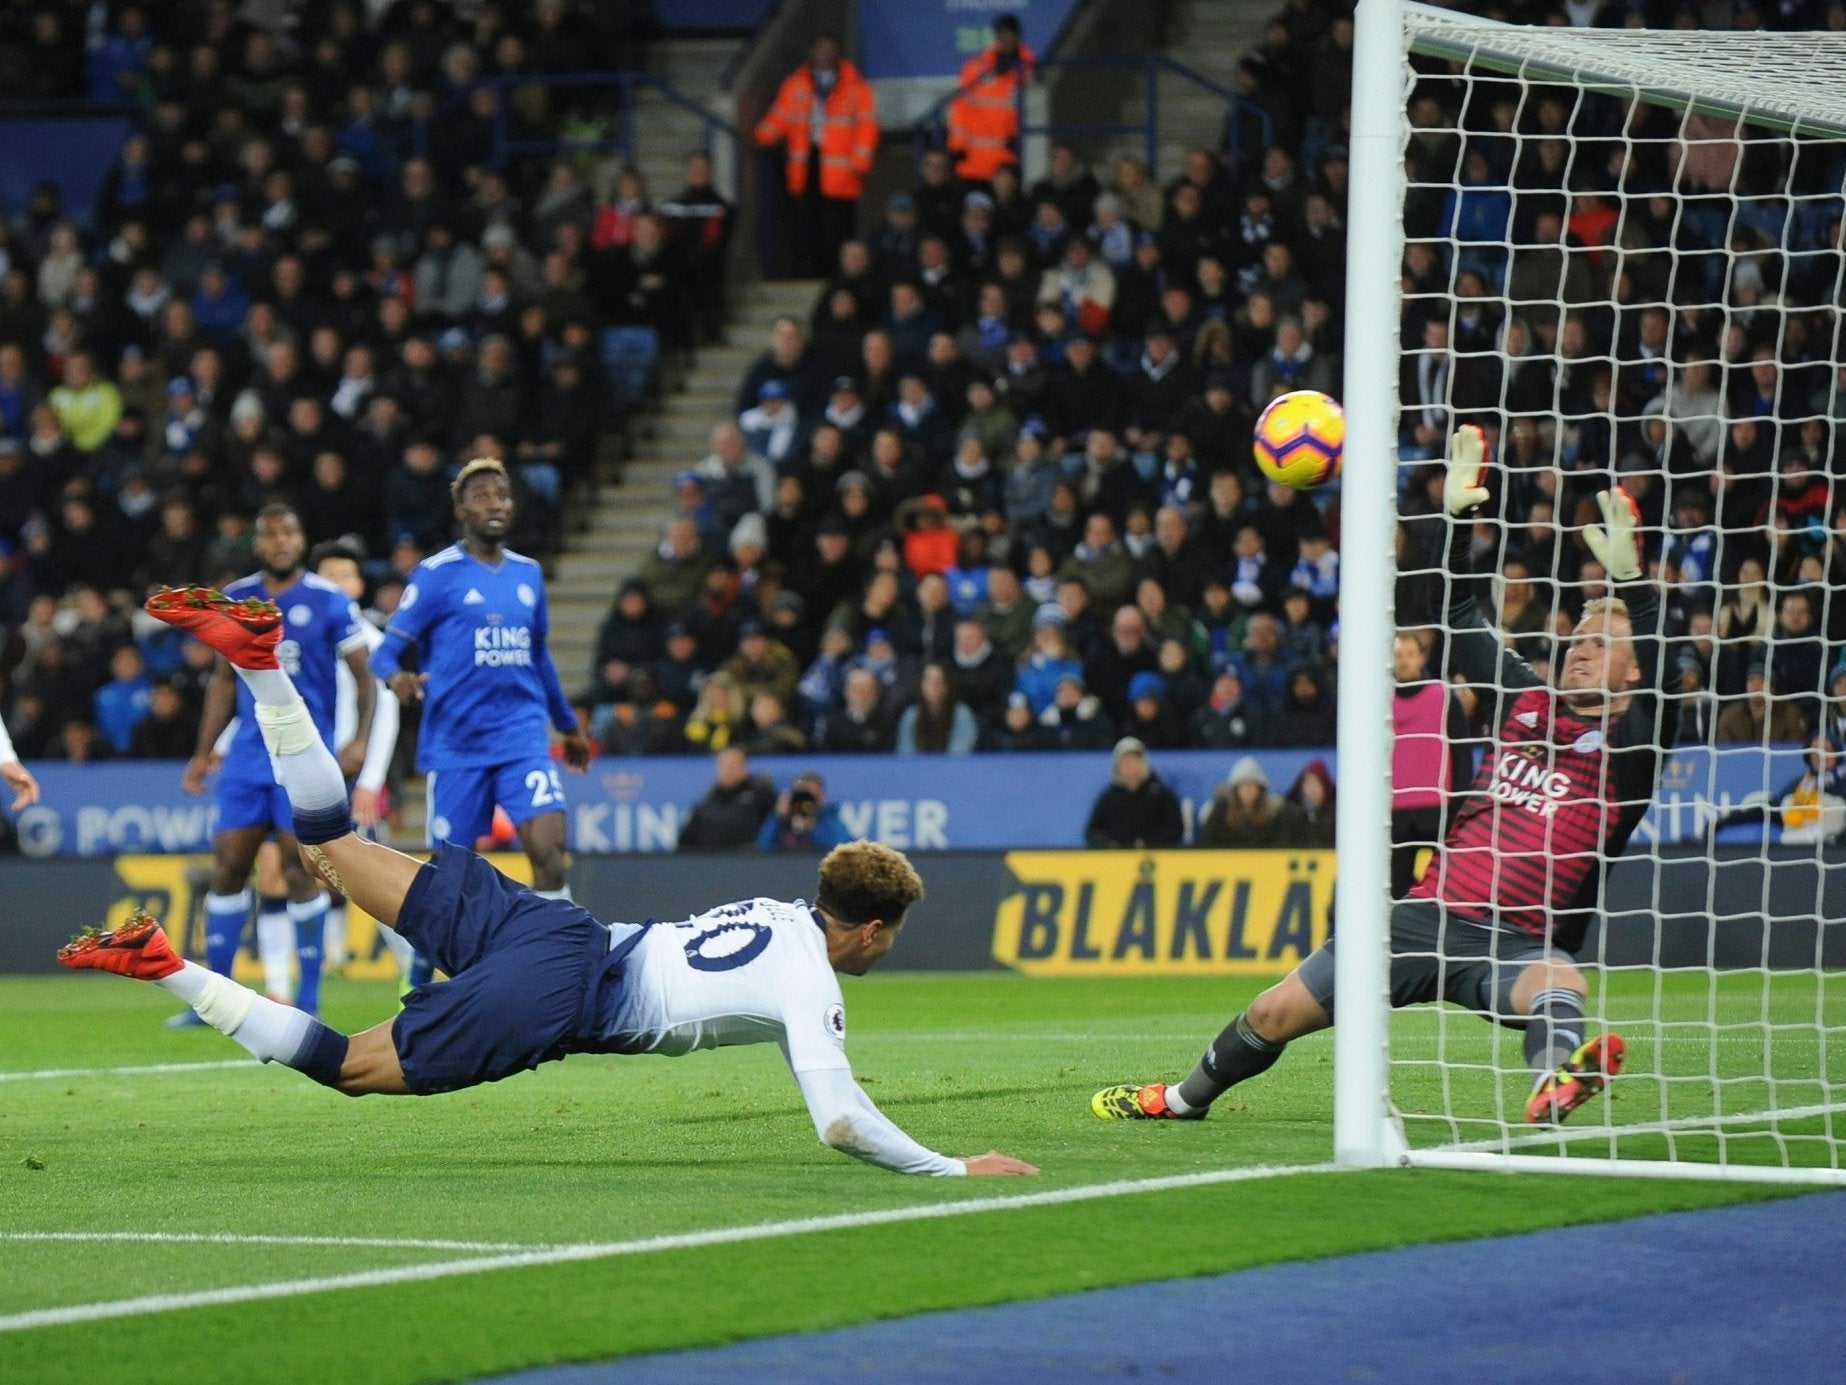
[1585, 487, 1643, 583]
[1443, 425, 1490, 517]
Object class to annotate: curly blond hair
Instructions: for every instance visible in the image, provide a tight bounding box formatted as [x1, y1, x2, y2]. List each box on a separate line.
[816, 840, 925, 926]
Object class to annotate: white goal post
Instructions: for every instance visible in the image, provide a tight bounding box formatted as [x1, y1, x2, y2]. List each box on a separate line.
[1336, 0, 1846, 1184]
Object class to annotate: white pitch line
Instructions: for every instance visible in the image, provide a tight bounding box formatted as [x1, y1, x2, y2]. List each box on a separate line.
[0, 1232, 551, 1253]
[0, 1161, 1340, 1334]
[0, 1060, 253, 1083]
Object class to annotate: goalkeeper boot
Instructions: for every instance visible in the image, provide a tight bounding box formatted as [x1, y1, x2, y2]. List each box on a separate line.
[1526, 1033, 1626, 1125]
[58, 912, 185, 981]
[1091, 1082, 1203, 1120]
[143, 587, 282, 669]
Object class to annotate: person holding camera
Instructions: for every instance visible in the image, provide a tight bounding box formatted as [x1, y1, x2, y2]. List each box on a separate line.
[758, 771, 851, 852]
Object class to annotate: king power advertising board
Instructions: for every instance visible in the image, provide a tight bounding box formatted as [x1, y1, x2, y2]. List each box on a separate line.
[8, 745, 1827, 858]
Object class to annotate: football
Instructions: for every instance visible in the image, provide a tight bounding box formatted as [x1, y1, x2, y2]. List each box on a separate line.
[1252, 389, 1346, 490]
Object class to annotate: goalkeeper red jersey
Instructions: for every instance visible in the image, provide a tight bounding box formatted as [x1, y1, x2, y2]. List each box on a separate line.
[1407, 520, 1671, 947]
[1410, 685, 1658, 938]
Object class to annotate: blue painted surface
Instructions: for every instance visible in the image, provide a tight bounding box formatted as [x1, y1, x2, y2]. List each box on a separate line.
[655, 1, 776, 31]
[856, 1, 1083, 81]
[0, 115, 132, 230]
[483, 1191, 1846, 1384]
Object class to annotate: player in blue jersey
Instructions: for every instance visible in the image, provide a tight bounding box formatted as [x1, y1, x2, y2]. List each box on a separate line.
[169, 504, 375, 1024]
[372, 458, 589, 899]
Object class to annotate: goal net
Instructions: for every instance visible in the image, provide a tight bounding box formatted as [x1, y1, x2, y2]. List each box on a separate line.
[1334, 0, 1846, 1184]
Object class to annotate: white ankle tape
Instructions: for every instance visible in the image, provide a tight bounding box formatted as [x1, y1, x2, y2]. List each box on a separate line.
[255, 701, 319, 756]
[194, 972, 256, 1034]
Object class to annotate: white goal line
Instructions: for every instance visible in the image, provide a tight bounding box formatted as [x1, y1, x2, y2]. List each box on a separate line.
[0, 1161, 1340, 1335]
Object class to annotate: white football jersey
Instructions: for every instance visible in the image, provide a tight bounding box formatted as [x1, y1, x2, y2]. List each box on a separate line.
[604, 897, 851, 1076]
[333, 619, 382, 748]
[334, 620, 398, 792]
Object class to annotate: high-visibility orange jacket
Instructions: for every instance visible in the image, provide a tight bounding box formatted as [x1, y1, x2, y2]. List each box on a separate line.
[754, 60, 879, 200]
[946, 44, 1036, 181]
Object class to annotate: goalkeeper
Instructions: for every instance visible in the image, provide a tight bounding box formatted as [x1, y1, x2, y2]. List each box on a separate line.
[1096, 426, 1670, 1126]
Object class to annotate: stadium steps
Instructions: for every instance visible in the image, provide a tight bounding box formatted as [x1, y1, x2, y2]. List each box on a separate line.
[1151, 3, 1274, 176]
[542, 277, 824, 688]
[1045, 0, 1270, 181]
[384, 34, 752, 850]
[625, 37, 738, 198]
[541, 27, 762, 685]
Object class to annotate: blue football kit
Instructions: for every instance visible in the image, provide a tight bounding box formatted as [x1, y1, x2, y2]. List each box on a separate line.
[372, 544, 577, 848]
[217, 571, 368, 833]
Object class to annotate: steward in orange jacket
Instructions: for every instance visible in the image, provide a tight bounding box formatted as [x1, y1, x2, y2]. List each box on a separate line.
[946, 16, 1034, 182]
[754, 37, 879, 201]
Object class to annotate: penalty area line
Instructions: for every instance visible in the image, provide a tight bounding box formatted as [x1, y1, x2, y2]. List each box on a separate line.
[0, 1231, 555, 1253]
[0, 1059, 255, 1083]
[0, 1160, 1340, 1334]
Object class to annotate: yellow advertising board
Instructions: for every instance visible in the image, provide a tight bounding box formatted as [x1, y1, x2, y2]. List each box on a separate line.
[992, 850, 1336, 976]
[108, 852, 535, 983]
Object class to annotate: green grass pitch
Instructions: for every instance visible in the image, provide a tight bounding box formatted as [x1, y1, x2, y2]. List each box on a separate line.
[2, 968, 1839, 1384]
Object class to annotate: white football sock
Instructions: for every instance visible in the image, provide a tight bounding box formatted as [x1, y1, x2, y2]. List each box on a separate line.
[256, 906, 294, 1001]
[157, 962, 253, 1034]
[156, 961, 340, 1077]
[228, 665, 351, 831]
[238, 666, 298, 709]
[323, 901, 349, 969]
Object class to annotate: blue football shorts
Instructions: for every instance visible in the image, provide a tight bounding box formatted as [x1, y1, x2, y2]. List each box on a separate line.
[215, 754, 293, 835]
[424, 757, 568, 848]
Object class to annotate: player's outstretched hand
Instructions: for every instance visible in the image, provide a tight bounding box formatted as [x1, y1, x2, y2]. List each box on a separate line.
[181, 752, 219, 797]
[962, 1151, 1040, 1176]
[560, 729, 592, 773]
[1, 759, 39, 811]
[1585, 486, 1643, 583]
[335, 737, 367, 779]
[388, 671, 428, 704]
[351, 786, 383, 829]
[1443, 424, 1490, 517]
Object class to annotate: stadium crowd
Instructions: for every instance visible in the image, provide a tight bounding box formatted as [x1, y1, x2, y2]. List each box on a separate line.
[1, 0, 1843, 826]
[0, 0, 692, 774]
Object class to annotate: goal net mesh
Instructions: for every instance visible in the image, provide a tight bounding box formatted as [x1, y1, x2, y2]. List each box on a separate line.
[1385, 3, 1846, 1178]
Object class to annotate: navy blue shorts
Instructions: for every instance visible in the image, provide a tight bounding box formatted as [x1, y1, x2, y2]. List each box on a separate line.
[390, 848, 610, 1095]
